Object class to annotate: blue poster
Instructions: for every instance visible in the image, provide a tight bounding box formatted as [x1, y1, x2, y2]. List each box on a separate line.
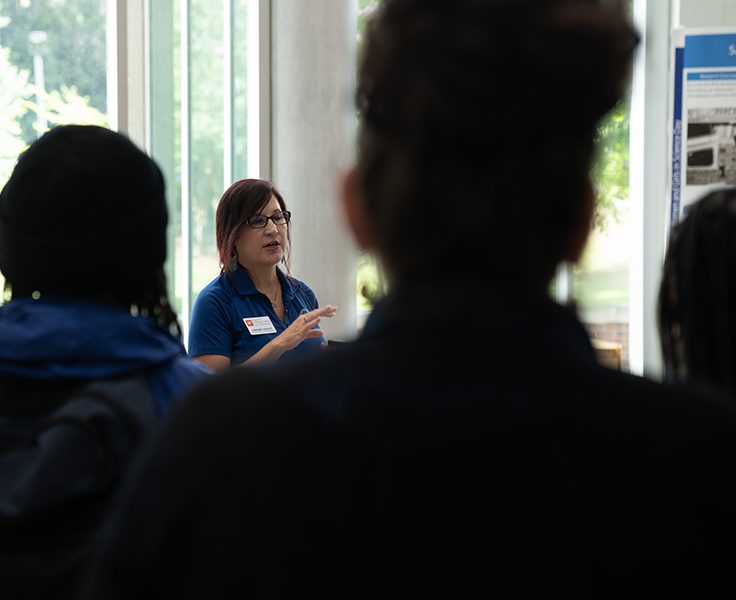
[669, 29, 736, 226]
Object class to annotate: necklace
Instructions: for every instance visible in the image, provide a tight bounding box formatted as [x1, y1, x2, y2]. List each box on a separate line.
[263, 280, 281, 310]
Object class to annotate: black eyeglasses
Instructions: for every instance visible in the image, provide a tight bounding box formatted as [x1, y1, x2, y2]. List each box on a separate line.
[245, 210, 291, 229]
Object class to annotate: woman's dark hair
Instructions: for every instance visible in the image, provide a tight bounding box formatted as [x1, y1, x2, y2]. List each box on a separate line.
[658, 187, 736, 397]
[357, 0, 639, 285]
[215, 178, 291, 274]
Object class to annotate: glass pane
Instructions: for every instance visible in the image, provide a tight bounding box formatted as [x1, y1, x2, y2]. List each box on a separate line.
[0, 0, 108, 299]
[232, 0, 249, 181]
[570, 0, 634, 372]
[149, 0, 177, 316]
[149, 0, 254, 340]
[574, 97, 631, 371]
[189, 0, 224, 313]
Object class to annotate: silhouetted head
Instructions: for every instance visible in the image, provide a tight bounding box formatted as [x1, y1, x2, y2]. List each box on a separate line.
[0, 124, 180, 333]
[659, 186, 736, 397]
[355, 0, 639, 288]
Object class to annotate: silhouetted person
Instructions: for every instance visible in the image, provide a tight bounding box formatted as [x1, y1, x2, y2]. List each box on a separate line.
[0, 125, 208, 599]
[82, 2, 736, 598]
[659, 186, 736, 399]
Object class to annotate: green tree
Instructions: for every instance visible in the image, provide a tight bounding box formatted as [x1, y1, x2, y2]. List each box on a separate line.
[0, 0, 107, 141]
[189, 0, 225, 252]
[0, 43, 31, 187]
[36, 84, 106, 128]
[358, 0, 379, 42]
[591, 100, 630, 230]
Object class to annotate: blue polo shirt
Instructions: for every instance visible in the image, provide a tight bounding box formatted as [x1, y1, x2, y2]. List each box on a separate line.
[188, 266, 325, 365]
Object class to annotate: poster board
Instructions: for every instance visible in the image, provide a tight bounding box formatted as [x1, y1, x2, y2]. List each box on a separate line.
[668, 28, 736, 229]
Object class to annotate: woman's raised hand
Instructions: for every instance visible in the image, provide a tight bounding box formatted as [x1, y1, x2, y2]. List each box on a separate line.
[276, 305, 337, 352]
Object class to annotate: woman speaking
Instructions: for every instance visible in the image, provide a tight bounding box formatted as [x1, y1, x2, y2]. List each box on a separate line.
[188, 178, 336, 372]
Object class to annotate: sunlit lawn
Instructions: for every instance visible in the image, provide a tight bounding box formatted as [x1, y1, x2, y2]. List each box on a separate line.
[574, 266, 628, 308]
[574, 205, 631, 309]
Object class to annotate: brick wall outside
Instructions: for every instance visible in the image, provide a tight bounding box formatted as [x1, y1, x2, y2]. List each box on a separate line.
[584, 321, 629, 371]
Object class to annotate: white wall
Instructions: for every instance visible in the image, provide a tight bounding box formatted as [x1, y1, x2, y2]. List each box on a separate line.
[270, 0, 358, 342]
[678, 0, 736, 28]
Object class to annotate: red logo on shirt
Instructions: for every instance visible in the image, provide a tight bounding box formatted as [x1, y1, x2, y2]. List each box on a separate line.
[245, 319, 253, 327]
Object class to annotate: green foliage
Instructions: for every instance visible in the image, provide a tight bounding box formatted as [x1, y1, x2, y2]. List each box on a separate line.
[356, 252, 386, 310]
[591, 99, 630, 230]
[0, 0, 107, 189]
[357, 0, 380, 42]
[0, 46, 32, 187]
[0, 0, 107, 118]
[189, 0, 226, 251]
[26, 84, 107, 131]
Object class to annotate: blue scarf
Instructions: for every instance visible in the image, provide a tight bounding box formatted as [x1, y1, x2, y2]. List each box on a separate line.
[0, 298, 211, 416]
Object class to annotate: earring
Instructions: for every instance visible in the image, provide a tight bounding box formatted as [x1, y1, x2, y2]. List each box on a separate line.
[229, 252, 238, 272]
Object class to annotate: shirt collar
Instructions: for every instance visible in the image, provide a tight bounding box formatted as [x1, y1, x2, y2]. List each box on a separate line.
[230, 265, 294, 300]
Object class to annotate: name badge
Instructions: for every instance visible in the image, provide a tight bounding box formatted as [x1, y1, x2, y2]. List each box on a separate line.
[243, 316, 277, 335]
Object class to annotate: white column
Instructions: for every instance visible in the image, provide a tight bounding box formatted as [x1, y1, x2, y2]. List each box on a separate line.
[629, 0, 672, 378]
[271, 0, 358, 341]
[109, 0, 147, 147]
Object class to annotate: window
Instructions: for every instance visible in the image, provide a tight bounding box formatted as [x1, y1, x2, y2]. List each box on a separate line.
[559, 0, 635, 372]
[570, 94, 633, 371]
[148, 0, 262, 341]
[0, 1, 262, 337]
[0, 0, 108, 298]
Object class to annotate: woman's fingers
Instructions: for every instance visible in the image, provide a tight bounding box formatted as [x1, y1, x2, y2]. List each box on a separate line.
[311, 305, 337, 319]
[283, 305, 337, 349]
[301, 305, 337, 327]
